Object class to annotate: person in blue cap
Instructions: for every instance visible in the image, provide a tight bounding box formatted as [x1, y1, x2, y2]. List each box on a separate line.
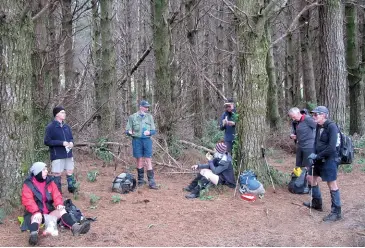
[125, 100, 158, 189]
[304, 106, 342, 222]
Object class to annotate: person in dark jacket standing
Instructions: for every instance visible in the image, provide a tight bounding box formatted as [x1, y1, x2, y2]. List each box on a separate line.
[21, 162, 90, 246]
[288, 107, 316, 168]
[44, 106, 76, 194]
[184, 142, 235, 199]
[219, 99, 236, 154]
[303, 106, 342, 222]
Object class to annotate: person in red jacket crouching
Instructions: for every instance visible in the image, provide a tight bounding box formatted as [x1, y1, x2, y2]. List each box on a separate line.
[21, 162, 90, 246]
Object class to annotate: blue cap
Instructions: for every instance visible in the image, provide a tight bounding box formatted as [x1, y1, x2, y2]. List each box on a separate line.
[139, 100, 150, 107]
[310, 106, 329, 115]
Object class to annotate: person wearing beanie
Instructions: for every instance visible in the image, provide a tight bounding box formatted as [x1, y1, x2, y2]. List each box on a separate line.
[219, 98, 236, 154]
[21, 162, 90, 246]
[44, 106, 77, 194]
[125, 100, 158, 190]
[183, 142, 236, 199]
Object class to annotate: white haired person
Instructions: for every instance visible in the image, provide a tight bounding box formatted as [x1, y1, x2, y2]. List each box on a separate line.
[21, 162, 90, 246]
[184, 142, 236, 199]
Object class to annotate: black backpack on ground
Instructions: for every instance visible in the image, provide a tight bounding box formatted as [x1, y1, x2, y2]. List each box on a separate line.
[64, 199, 84, 223]
[288, 168, 309, 194]
[336, 124, 354, 164]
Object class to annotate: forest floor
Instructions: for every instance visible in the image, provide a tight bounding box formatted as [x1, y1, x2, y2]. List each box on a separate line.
[1, 148, 365, 247]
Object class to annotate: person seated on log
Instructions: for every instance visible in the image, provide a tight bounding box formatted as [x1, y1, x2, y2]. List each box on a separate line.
[184, 142, 236, 199]
[20, 162, 90, 246]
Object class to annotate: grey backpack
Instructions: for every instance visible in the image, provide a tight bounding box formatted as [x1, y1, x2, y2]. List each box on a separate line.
[112, 173, 136, 194]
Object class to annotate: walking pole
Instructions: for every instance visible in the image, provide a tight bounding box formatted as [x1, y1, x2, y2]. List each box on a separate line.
[233, 155, 244, 197]
[261, 146, 276, 193]
[309, 162, 314, 215]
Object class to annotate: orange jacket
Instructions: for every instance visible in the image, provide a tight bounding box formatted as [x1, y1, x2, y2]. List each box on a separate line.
[21, 176, 63, 214]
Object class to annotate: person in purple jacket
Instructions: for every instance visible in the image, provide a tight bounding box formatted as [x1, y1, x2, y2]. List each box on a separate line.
[44, 106, 76, 194]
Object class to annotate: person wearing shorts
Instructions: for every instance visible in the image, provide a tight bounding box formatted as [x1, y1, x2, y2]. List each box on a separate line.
[126, 100, 158, 189]
[44, 106, 76, 194]
[304, 106, 342, 222]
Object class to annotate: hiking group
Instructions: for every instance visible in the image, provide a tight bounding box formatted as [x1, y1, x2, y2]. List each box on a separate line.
[21, 99, 345, 246]
[288, 106, 343, 222]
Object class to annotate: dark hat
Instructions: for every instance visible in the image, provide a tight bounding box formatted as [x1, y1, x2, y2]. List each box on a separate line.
[53, 106, 65, 117]
[139, 100, 150, 107]
[310, 106, 329, 115]
[215, 142, 227, 154]
[224, 98, 234, 105]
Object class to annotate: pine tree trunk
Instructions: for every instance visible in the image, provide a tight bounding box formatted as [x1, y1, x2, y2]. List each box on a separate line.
[0, 0, 34, 208]
[299, 0, 317, 108]
[346, 3, 365, 135]
[97, 0, 116, 137]
[266, 22, 280, 130]
[236, 0, 287, 183]
[153, 0, 174, 138]
[318, 0, 346, 127]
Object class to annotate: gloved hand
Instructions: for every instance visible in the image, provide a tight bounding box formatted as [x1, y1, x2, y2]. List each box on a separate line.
[307, 153, 317, 165]
[32, 212, 42, 223]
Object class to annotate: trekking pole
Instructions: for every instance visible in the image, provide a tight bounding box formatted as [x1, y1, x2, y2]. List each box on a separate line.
[309, 163, 314, 215]
[233, 154, 244, 197]
[261, 146, 276, 193]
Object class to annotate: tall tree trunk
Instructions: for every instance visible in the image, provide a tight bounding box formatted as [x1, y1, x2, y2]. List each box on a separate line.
[285, 3, 294, 110]
[346, 2, 365, 135]
[31, 0, 57, 161]
[299, 0, 316, 108]
[236, 0, 287, 184]
[0, 0, 34, 208]
[266, 21, 280, 130]
[97, 0, 116, 137]
[318, 0, 346, 127]
[185, 0, 203, 138]
[92, 1, 102, 132]
[153, 0, 174, 139]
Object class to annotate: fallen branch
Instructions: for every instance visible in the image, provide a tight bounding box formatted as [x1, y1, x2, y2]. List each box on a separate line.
[154, 161, 181, 169]
[152, 137, 181, 169]
[202, 74, 227, 101]
[78, 101, 108, 132]
[178, 140, 214, 153]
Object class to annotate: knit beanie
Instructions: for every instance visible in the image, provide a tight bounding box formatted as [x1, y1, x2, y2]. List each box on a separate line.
[215, 142, 227, 154]
[30, 162, 47, 176]
[53, 106, 65, 117]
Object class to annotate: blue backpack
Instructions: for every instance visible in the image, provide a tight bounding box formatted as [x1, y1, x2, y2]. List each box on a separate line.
[239, 170, 265, 195]
[64, 199, 84, 223]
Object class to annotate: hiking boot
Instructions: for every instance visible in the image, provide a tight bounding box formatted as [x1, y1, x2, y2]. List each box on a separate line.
[71, 221, 90, 236]
[147, 170, 158, 190]
[137, 168, 146, 186]
[303, 198, 323, 211]
[323, 207, 342, 222]
[184, 174, 202, 192]
[68, 186, 76, 194]
[29, 231, 38, 246]
[185, 192, 199, 199]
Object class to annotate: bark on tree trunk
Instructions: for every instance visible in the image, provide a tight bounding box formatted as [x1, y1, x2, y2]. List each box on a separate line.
[0, 0, 34, 208]
[318, 0, 346, 127]
[153, 0, 174, 139]
[97, 0, 117, 137]
[266, 21, 280, 130]
[235, 0, 288, 183]
[299, 0, 317, 108]
[346, 2, 365, 135]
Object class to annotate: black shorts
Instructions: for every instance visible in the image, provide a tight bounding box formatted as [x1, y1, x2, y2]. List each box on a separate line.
[308, 158, 338, 182]
[295, 147, 314, 167]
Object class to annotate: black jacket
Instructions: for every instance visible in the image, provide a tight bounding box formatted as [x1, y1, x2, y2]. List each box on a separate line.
[198, 154, 236, 188]
[314, 120, 339, 160]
